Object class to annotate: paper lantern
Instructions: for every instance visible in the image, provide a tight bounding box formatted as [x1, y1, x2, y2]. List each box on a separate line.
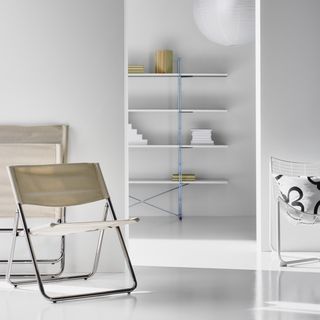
[193, 0, 255, 46]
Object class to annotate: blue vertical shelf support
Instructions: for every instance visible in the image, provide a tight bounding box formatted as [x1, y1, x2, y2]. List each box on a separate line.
[177, 57, 183, 220]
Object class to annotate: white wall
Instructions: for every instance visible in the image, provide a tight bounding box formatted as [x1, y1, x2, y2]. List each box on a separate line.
[128, 0, 256, 218]
[260, 0, 320, 250]
[0, 0, 126, 271]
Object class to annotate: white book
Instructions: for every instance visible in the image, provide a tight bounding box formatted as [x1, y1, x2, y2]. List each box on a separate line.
[129, 140, 148, 145]
[191, 137, 213, 139]
[192, 131, 212, 134]
[128, 128, 138, 137]
[193, 137, 212, 140]
[191, 141, 214, 145]
[134, 134, 144, 141]
[192, 136, 213, 139]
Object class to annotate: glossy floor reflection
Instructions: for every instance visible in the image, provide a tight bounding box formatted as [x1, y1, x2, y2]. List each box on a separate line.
[1, 266, 320, 320]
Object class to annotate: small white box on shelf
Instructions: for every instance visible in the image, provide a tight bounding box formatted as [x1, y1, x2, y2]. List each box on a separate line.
[128, 123, 148, 145]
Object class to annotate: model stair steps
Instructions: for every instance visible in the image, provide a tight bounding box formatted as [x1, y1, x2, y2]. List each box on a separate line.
[128, 123, 148, 145]
[171, 173, 196, 181]
[128, 65, 144, 73]
[191, 129, 214, 145]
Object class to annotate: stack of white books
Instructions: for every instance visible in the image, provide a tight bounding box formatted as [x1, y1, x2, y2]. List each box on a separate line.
[190, 129, 214, 145]
[128, 123, 148, 145]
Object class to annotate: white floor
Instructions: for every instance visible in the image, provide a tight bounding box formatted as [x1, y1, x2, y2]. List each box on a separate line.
[1, 217, 320, 319]
[0, 267, 320, 320]
[2, 261, 320, 320]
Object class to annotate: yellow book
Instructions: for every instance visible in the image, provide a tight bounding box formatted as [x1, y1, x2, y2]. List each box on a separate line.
[172, 174, 196, 178]
[128, 65, 145, 73]
[128, 70, 144, 74]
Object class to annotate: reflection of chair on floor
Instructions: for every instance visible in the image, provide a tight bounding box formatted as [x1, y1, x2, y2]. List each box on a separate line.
[271, 157, 320, 267]
[0, 125, 68, 276]
[275, 270, 320, 308]
[6, 163, 138, 303]
[39, 293, 137, 319]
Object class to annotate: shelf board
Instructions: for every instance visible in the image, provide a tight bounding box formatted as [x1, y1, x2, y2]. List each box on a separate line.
[129, 144, 228, 149]
[128, 73, 228, 78]
[128, 108, 228, 113]
[129, 179, 228, 185]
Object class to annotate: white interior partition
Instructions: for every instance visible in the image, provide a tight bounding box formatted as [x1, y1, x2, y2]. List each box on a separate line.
[260, 0, 320, 251]
[255, 0, 262, 251]
[127, 0, 256, 266]
[0, 0, 126, 272]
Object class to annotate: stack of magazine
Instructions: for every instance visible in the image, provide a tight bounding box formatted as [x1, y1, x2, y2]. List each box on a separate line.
[190, 129, 214, 145]
[128, 65, 144, 74]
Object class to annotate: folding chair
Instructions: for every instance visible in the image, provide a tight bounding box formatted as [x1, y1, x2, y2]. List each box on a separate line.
[0, 125, 68, 277]
[6, 163, 138, 303]
[270, 157, 320, 267]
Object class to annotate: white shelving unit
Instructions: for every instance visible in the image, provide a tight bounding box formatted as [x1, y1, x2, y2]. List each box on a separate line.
[129, 179, 228, 185]
[129, 108, 228, 113]
[127, 2, 256, 266]
[129, 144, 228, 149]
[128, 65, 228, 219]
[129, 73, 228, 78]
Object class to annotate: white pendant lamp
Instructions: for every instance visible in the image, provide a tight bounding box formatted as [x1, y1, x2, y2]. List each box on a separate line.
[193, 0, 255, 46]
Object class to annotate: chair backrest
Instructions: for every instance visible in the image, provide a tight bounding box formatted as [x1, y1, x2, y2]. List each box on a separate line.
[0, 125, 68, 218]
[8, 163, 109, 208]
[271, 157, 320, 177]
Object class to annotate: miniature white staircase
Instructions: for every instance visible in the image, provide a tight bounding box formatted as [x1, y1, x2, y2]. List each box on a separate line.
[128, 123, 148, 145]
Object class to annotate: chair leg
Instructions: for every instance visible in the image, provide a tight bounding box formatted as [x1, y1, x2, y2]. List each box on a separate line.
[7, 206, 50, 300]
[276, 200, 320, 267]
[8, 202, 137, 303]
[2, 239, 65, 278]
[6, 211, 19, 286]
[108, 199, 137, 291]
[85, 203, 110, 280]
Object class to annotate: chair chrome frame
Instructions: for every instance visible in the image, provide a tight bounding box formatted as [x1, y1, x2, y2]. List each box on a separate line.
[7, 200, 137, 303]
[0, 125, 68, 277]
[0, 210, 66, 278]
[276, 197, 320, 267]
[271, 157, 320, 267]
[6, 163, 137, 303]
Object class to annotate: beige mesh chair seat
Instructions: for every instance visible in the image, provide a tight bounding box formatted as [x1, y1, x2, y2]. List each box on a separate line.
[0, 125, 68, 276]
[6, 163, 138, 303]
[271, 157, 320, 267]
